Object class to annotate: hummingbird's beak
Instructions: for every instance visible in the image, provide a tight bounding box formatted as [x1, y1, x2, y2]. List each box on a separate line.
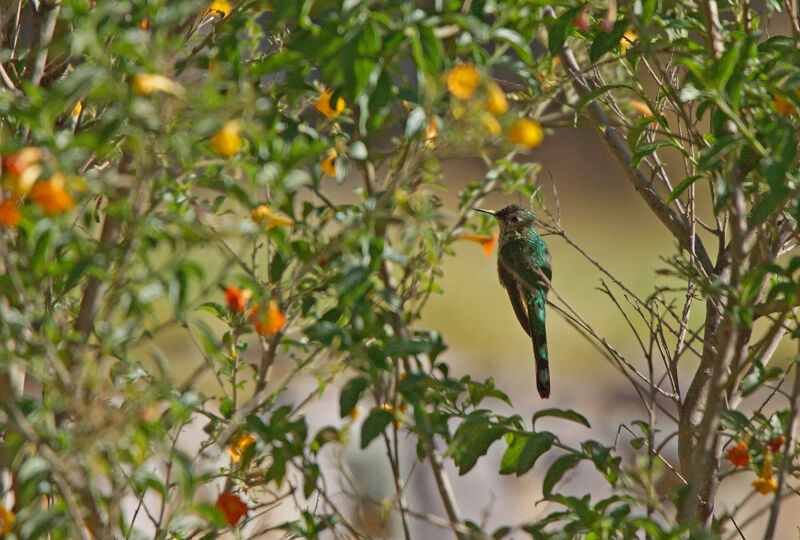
[473, 208, 495, 216]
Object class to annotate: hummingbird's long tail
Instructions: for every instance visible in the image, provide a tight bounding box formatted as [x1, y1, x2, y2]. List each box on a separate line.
[528, 287, 550, 398]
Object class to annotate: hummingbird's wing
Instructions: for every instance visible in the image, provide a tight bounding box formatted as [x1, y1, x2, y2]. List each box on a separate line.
[498, 262, 531, 337]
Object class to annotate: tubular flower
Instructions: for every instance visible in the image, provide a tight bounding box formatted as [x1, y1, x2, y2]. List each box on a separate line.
[211, 120, 242, 157]
[459, 232, 499, 257]
[508, 119, 544, 148]
[424, 116, 438, 147]
[31, 173, 74, 215]
[724, 441, 750, 468]
[249, 300, 286, 336]
[251, 205, 294, 228]
[0, 504, 14, 534]
[0, 199, 21, 228]
[752, 452, 778, 495]
[767, 435, 785, 453]
[215, 492, 248, 526]
[446, 63, 480, 100]
[228, 433, 256, 463]
[620, 30, 638, 53]
[315, 89, 345, 118]
[321, 149, 337, 176]
[486, 82, 509, 115]
[131, 73, 184, 97]
[224, 285, 252, 313]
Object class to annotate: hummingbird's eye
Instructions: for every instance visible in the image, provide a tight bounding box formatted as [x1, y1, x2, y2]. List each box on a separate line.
[511, 215, 521, 222]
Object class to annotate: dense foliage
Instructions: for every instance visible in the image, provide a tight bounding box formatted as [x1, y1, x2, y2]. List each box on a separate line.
[1, 0, 799, 538]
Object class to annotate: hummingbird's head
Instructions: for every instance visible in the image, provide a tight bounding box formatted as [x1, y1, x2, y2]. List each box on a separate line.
[475, 204, 535, 237]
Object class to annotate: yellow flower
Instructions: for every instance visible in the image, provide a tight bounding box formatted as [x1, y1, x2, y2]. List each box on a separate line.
[508, 119, 544, 148]
[0, 503, 14, 535]
[206, 0, 231, 17]
[315, 89, 345, 118]
[482, 114, 501, 136]
[349, 406, 362, 420]
[620, 30, 638, 53]
[380, 403, 407, 427]
[486, 82, 509, 115]
[321, 149, 337, 176]
[211, 120, 242, 157]
[131, 73, 184, 97]
[228, 433, 256, 463]
[71, 101, 83, 121]
[752, 452, 778, 495]
[446, 63, 480, 100]
[251, 204, 294, 228]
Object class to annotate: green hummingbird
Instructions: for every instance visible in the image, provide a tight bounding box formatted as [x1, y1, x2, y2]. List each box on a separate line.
[475, 205, 552, 398]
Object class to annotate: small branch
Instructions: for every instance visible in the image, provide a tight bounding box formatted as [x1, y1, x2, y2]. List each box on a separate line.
[29, 0, 61, 87]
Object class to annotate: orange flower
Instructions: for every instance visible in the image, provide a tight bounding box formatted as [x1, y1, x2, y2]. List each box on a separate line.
[211, 120, 242, 157]
[0, 199, 21, 228]
[628, 100, 652, 117]
[767, 435, 785, 453]
[215, 492, 248, 525]
[724, 441, 750, 467]
[228, 433, 256, 463]
[620, 30, 638, 53]
[31, 174, 74, 215]
[224, 285, 252, 312]
[131, 73, 184, 97]
[752, 452, 778, 495]
[775, 93, 798, 116]
[508, 119, 544, 148]
[0, 503, 14, 534]
[459, 232, 499, 257]
[486, 82, 509, 115]
[140, 18, 148, 29]
[321, 149, 337, 176]
[315, 89, 345, 118]
[2, 146, 42, 196]
[446, 63, 480, 100]
[251, 205, 294, 228]
[424, 116, 438, 147]
[249, 300, 286, 336]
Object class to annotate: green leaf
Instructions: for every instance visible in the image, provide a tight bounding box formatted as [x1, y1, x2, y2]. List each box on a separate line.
[339, 376, 368, 418]
[360, 408, 394, 449]
[589, 20, 628, 62]
[32, 229, 52, 277]
[542, 453, 583, 496]
[666, 175, 702, 203]
[532, 408, 590, 429]
[452, 412, 509, 474]
[500, 434, 528, 475]
[719, 409, 750, 431]
[516, 431, 556, 475]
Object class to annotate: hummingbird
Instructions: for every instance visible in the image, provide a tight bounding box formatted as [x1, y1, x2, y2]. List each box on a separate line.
[475, 205, 552, 398]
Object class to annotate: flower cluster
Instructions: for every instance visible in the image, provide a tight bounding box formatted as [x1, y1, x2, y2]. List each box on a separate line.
[224, 285, 286, 336]
[442, 62, 544, 148]
[1, 147, 76, 227]
[723, 434, 788, 495]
